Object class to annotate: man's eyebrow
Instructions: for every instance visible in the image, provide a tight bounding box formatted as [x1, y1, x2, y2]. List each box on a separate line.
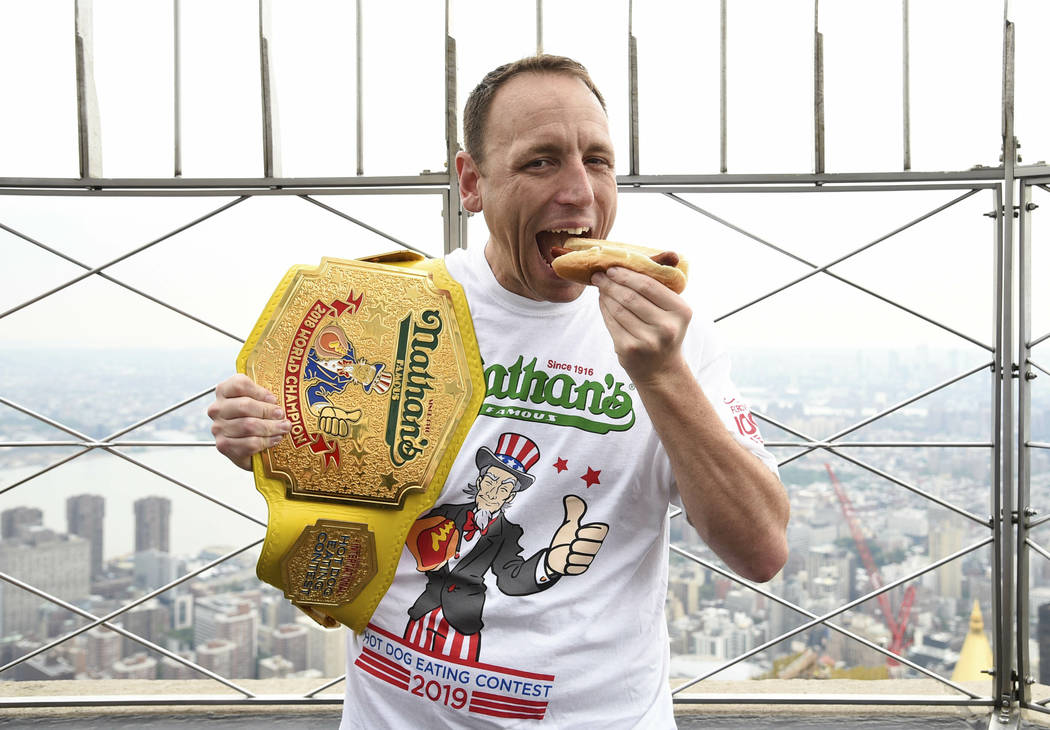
[584, 140, 615, 156]
[514, 142, 563, 159]
[517, 141, 615, 159]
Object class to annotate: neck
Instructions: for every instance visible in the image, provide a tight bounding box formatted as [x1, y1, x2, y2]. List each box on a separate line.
[483, 239, 534, 300]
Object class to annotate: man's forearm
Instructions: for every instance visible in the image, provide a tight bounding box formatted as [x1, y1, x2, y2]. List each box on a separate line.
[635, 357, 789, 583]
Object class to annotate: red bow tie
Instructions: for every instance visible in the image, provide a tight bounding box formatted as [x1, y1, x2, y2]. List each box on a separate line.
[462, 510, 489, 541]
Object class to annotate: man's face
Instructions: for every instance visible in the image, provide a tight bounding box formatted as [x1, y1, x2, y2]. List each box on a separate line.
[475, 465, 519, 512]
[459, 72, 618, 302]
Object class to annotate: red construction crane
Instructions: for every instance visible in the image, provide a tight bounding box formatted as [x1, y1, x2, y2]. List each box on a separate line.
[824, 463, 916, 665]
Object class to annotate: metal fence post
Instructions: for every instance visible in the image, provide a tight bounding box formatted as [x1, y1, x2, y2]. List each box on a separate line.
[1017, 181, 1034, 706]
[74, 0, 103, 179]
[996, 10, 1018, 713]
[444, 0, 464, 253]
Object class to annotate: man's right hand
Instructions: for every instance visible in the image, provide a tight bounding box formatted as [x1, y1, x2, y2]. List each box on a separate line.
[207, 374, 292, 471]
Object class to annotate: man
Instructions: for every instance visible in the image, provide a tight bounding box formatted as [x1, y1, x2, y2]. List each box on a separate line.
[209, 55, 788, 728]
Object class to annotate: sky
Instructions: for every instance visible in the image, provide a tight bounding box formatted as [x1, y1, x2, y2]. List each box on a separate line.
[0, 0, 1048, 354]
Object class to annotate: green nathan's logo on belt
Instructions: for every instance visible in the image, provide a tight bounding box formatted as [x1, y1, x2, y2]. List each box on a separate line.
[385, 309, 444, 466]
[482, 356, 635, 434]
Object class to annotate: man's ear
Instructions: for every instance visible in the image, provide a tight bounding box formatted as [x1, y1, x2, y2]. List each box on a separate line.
[456, 150, 483, 213]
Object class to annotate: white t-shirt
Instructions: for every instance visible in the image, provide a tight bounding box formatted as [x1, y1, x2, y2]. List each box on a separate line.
[340, 244, 776, 729]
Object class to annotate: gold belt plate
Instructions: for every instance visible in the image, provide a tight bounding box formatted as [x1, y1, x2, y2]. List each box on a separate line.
[237, 254, 484, 631]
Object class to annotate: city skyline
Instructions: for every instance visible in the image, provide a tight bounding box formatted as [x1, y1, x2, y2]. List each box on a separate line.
[0, 342, 1031, 685]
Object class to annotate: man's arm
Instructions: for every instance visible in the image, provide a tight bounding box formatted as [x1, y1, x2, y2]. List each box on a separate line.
[592, 267, 789, 583]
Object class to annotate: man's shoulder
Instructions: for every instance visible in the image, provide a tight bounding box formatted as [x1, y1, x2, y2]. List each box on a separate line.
[442, 246, 472, 275]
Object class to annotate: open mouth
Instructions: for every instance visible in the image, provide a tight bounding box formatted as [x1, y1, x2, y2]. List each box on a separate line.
[538, 227, 591, 267]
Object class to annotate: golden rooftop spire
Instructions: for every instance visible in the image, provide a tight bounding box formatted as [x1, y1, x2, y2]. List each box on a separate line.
[951, 599, 994, 682]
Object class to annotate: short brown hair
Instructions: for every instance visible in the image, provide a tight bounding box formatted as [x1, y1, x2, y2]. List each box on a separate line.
[463, 55, 607, 166]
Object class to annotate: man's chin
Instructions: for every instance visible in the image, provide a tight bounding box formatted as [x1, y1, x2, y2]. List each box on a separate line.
[533, 272, 586, 303]
[545, 286, 586, 303]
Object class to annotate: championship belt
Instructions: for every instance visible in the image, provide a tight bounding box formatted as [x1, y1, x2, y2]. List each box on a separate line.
[236, 252, 484, 633]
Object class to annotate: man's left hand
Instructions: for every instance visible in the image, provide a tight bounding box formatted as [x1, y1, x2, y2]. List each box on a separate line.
[591, 266, 692, 385]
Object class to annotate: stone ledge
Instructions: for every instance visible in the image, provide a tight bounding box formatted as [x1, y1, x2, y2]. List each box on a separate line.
[1, 678, 1047, 725]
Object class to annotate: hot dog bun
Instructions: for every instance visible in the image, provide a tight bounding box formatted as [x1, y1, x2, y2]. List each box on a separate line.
[550, 238, 689, 294]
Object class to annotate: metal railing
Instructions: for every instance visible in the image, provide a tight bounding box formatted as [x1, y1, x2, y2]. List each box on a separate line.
[653, 177, 1005, 716]
[1016, 177, 1050, 718]
[0, 2, 1046, 727]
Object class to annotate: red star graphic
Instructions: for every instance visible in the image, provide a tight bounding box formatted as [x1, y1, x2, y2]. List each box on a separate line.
[581, 467, 601, 488]
[554, 457, 568, 473]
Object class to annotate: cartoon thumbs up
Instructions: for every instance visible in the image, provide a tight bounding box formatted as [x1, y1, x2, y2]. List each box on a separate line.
[546, 495, 609, 576]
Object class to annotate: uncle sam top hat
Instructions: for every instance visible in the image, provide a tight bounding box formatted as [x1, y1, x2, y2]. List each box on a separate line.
[475, 432, 540, 490]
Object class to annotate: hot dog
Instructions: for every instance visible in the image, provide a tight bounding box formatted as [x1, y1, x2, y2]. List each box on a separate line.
[550, 238, 689, 294]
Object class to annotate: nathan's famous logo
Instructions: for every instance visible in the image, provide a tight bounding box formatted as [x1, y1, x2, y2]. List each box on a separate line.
[283, 294, 392, 469]
[481, 356, 635, 434]
[384, 309, 444, 467]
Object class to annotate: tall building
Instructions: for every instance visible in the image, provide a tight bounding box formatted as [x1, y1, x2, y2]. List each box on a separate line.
[66, 494, 105, 577]
[258, 654, 294, 679]
[271, 623, 309, 672]
[295, 615, 347, 677]
[928, 511, 964, 600]
[195, 595, 258, 679]
[134, 549, 179, 588]
[196, 639, 236, 678]
[0, 528, 90, 638]
[806, 544, 852, 600]
[14, 654, 75, 681]
[159, 651, 199, 680]
[134, 496, 171, 553]
[689, 607, 757, 661]
[1039, 603, 1050, 685]
[86, 627, 123, 675]
[0, 506, 42, 539]
[121, 599, 171, 657]
[170, 593, 193, 631]
[113, 652, 157, 680]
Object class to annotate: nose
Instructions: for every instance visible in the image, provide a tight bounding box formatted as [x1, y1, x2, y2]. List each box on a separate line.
[553, 159, 596, 208]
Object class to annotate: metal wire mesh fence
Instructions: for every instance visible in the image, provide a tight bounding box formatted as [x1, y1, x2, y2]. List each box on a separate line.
[0, 3, 1047, 725]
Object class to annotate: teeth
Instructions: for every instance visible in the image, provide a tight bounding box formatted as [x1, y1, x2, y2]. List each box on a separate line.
[547, 227, 588, 235]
